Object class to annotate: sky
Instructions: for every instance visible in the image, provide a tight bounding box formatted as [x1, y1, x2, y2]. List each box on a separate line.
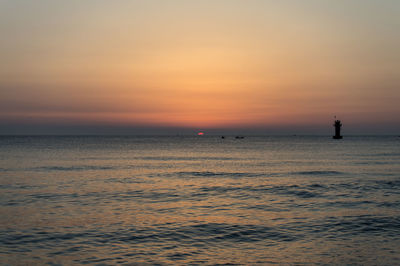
[0, 0, 399, 135]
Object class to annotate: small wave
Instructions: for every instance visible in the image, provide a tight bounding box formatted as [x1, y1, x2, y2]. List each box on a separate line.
[378, 201, 400, 208]
[243, 204, 290, 212]
[293, 170, 343, 176]
[199, 184, 322, 199]
[0, 184, 43, 190]
[139, 156, 238, 161]
[104, 177, 153, 184]
[308, 183, 326, 188]
[3, 216, 398, 250]
[375, 179, 400, 188]
[162, 171, 264, 178]
[32, 165, 116, 171]
[185, 223, 296, 243]
[374, 152, 400, 157]
[321, 200, 374, 208]
[0, 223, 297, 249]
[321, 215, 400, 236]
[271, 186, 320, 198]
[4, 189, 185, 206]
[8, 181, 330, 207]
[289, 190, 319, 198]
[354, 161, 392, 165]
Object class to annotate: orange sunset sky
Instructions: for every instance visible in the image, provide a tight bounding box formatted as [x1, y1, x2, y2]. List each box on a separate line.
[0, 0, 399, 134]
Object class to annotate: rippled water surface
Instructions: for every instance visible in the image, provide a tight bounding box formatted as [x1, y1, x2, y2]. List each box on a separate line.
[1, 136, 399, 265]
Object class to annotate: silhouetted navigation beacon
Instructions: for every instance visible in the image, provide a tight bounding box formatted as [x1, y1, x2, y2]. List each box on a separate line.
[333, 119, 343, 139]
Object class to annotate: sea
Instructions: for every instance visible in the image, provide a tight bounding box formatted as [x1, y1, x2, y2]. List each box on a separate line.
[0, 135, 399, 265]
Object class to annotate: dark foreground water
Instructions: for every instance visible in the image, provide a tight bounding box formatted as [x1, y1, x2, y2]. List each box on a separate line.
[0, 135, 399, 265]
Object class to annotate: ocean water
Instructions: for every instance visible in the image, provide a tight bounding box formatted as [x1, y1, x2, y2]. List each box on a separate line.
[0, 135, 399, 265]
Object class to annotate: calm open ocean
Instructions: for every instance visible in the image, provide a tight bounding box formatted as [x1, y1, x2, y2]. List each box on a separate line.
[0, 135, 399, 265]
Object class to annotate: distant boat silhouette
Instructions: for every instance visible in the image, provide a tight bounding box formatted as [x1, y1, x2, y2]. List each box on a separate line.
[333, 117, 343, 139]
[221, 136, 225, 139]
[235, 136, 244, 139]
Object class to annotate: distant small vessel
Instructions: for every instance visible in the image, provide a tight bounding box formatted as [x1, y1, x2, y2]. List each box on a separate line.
[221, 136, 225, 139]
[235, 136, 244, 139]
[333, 117, 343, 139]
